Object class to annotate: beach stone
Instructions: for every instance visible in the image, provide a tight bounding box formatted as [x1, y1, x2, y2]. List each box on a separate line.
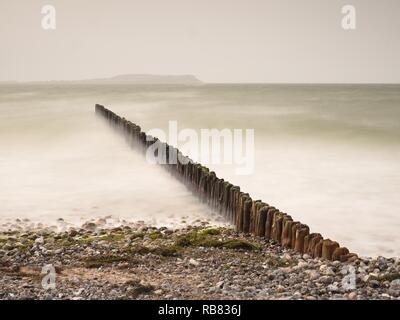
[35, 237, 44, 244]
[327, 283, 340, 292]
[69, 230, 78, 237]
[306, 270, 320, 280]
[348, 292, 357, 300]
[319, 276, 333, 284]
[390, 279, 400, 290]
[297, 261, 308, 269]
[189, 258, 200, 266]
[82, 222, 96, 232]
[320, 265, 335, 276]
[369, 280, 380, 288]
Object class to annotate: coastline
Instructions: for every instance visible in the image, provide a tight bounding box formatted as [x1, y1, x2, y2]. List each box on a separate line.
[0, 219, 399, 300]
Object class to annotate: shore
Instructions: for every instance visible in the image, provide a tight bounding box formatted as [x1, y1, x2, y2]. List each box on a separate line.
[0, 219, 399, 300]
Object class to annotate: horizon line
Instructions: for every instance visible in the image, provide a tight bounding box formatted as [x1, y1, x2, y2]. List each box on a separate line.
[1, 81, 399, 85]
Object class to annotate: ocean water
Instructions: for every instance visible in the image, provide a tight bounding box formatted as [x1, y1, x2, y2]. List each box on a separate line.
[0, 83, 399, 257]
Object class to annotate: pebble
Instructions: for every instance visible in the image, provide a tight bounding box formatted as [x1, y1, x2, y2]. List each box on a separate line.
[34, 237, 44, 244]
[390, 279, 400, 290]
[348, 292, 357, 300]
[189, 258, 200, 266]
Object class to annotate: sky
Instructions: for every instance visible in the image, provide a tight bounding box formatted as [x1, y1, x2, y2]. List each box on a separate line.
[0, 0, 399, 83]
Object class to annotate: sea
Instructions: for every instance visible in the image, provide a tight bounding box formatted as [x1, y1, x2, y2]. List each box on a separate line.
[1, 83, 399, 257]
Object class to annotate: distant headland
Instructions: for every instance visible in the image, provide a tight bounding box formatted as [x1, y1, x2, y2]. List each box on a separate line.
[95, 74, 204, 85]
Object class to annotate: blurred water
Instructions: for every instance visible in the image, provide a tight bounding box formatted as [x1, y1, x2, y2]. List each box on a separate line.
[0, 83, 399, 257]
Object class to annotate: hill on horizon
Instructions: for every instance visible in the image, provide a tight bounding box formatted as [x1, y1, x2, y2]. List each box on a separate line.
[85, 74, 203, 85]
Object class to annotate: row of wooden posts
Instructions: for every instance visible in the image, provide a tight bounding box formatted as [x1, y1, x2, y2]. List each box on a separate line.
[95, 104, 357, 262]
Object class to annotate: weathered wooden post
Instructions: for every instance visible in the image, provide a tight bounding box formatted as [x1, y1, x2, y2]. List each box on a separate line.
[281, 217, 294, 248]
[254, 206, 268, 237]
[332, 247, 349, 261]
[322, 239, 340, 260]
[242, 199, 253, 233]
[294, 224, 309, 253]
[264, 207, 277, 240]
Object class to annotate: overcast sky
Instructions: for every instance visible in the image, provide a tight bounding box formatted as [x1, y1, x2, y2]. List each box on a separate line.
[0, 0, 399, 83]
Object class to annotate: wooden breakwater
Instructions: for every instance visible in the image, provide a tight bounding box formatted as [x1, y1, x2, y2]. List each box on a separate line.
[95, 104, 357, 262]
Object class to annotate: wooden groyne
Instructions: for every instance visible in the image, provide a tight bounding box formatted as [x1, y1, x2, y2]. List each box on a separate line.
[95, 104, 357, 262]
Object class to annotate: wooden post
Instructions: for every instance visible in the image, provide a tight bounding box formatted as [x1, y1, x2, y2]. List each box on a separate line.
[294, 225, 309, 253]
[242, 199, 253, 233]
[281, 217, 293, 247]
[332, 247, 349, 261]
[322, 239, 340, 260]
[264, 207, 277, 240]
[254, 206, 268, 237]
[306, 233, 323, 256]
[271, 212, 284, 242]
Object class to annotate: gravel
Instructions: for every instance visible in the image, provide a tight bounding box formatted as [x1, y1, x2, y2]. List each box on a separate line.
[0, 218, 399, 300]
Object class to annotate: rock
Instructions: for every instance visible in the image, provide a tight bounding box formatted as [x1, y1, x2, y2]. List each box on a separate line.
[74, 288, 85, 296]
[297, 261, 308, 269]
[362, 275, 370, 282]
[189, 258, 200, 266]
[95, 218, 107, 226]
[348, 292, 357, 300]
[369, 280, 380, 288]
[276, 285, 285, 293]
[282, 253, 292, 261]
[306, 270, 320, 280]
[35, 237, 44, 244]
[216, 281, 225, 289]
[390, 279, 400, 290]
[320, 265, 335, 276]
[388, 289, 399, 297]
[163, 229, 174, 235]
[69, 230, 78, 237]
[319, 276, 333, 284]
[82, 222, 96, 232]
[327, 282, 340, 292]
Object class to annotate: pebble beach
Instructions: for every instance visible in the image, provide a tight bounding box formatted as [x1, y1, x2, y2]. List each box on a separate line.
[1, 218, 399, 300]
